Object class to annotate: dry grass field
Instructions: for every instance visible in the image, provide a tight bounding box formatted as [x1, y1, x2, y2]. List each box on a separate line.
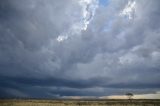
[0, 99, 160, 106]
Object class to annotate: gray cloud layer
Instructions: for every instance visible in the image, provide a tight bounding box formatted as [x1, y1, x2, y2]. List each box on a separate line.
[0, 0, 160, 98]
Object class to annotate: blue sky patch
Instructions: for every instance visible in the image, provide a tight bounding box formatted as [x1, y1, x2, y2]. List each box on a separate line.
[99, 0, 109, 6]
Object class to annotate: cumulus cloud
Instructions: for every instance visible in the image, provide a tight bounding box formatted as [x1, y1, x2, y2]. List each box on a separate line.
[0, 0, 160, 98]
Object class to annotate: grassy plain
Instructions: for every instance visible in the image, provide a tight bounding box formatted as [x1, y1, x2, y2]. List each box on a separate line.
[0, 99, 160, 106]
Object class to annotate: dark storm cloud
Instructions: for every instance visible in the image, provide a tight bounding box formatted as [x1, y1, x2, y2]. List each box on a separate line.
[0, 0, 160, 98]
[1, 75, 159, 98]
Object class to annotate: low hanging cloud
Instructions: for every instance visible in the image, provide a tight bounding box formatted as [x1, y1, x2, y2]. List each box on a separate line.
[0, 0, 160, 98]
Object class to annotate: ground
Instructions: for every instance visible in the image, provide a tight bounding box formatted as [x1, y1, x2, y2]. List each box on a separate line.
[0, 99, 160, 106]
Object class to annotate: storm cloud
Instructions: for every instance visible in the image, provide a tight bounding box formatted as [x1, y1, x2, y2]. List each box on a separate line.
[0, 0, 160, 98]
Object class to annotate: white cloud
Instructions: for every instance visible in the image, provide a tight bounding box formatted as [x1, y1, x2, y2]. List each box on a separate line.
[56, 35, 68, 42]
[120, 0, 136, 19]
[79, 0, 99, 30]
[56, 0, 98, 42]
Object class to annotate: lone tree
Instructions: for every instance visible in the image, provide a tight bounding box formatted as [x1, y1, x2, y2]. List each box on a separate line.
[125, 92, 134, 100]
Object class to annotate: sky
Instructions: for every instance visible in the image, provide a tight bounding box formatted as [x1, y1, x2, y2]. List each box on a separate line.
[0, 0, 160, 98]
